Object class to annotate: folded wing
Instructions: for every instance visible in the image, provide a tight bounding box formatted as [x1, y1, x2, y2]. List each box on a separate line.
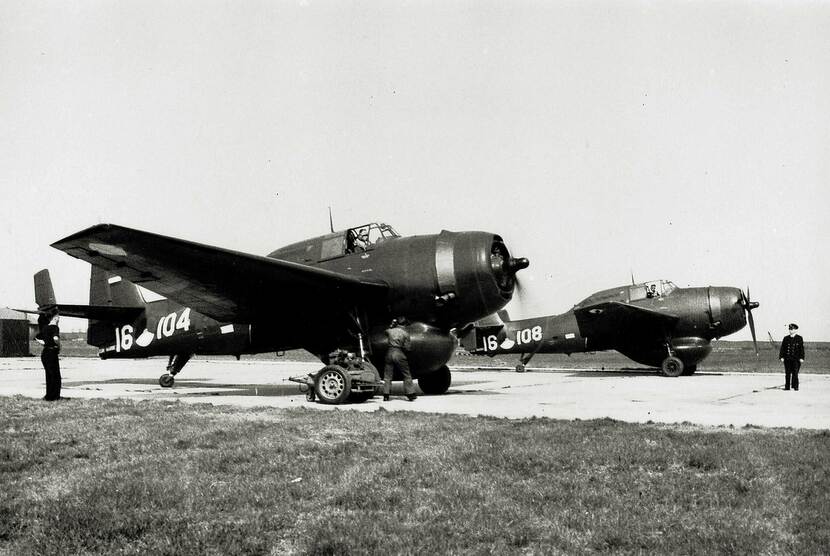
[52, 224, 388, 323]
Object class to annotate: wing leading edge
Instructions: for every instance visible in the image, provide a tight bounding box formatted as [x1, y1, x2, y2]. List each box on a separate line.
[51, 224, 389, 323]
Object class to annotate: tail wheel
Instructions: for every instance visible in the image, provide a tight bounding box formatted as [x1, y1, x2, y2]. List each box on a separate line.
[661, 356, 684, 377]
[159, 373, 174, 388]
[314, 365, 352, 404]
[417, 365, 452, 395]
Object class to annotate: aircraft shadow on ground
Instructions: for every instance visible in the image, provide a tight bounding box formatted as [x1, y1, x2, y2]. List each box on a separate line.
[63, 378, 490, 400]
[65, 378, 302, 397]
[563, 368, 724, 378]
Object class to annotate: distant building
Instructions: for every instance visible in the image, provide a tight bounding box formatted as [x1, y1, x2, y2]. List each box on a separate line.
[0, 308, 32, 357]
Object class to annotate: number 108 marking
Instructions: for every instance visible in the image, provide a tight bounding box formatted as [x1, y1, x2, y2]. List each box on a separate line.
[516, 326, 543, 345]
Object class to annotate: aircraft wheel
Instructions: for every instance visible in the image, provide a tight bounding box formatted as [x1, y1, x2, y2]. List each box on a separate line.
[314, 365, 352, 404]
[159, 374, 175, 388]
[418, 365, 452, 395]
[515, 363, 526, 373]
[661, 356, 684, 378]
[681, 365, 697, 376]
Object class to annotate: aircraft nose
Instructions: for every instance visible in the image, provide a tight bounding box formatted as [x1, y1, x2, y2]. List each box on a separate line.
[711, 287, 745, 333]
[713, 286, 759, 351]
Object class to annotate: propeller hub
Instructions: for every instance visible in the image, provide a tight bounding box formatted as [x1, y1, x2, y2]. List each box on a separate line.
[507, 257, 529, 274]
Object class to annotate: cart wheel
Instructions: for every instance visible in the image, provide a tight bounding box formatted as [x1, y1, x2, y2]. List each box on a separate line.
[314, 365, 352, 404]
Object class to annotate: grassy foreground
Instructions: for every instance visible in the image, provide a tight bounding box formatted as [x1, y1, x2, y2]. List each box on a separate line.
[1, 398, 829, 555]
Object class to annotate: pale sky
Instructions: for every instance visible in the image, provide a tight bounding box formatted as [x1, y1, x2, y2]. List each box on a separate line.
[1, 1, 828, 340]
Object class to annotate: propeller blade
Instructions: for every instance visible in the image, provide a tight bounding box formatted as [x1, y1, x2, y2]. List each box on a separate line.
[747, 305, 758, 355]
[743, 287, 759, 355]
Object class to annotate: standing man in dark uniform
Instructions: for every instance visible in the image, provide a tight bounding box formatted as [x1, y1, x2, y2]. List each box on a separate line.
[779, 323, 804, 391]
[383, 317, 417, 402]
[36, 310, 62, 401]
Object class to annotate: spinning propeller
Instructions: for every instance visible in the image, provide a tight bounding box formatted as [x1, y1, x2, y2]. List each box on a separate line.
[740, 288, 760, 355]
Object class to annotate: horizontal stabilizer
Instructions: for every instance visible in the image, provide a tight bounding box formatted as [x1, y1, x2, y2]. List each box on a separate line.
[12, 304, 144, 323]
[51, 304, 144, 322]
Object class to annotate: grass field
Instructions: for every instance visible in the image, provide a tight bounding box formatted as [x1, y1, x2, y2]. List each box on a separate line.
[1, 397, 829, 555]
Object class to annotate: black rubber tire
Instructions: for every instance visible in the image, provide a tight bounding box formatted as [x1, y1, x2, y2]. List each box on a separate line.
[418, 365, 452, 395]
[315, 365, 352, 404]
[159, 374, 174, 388]
[661, 356, 684, 377]
[515, 363, 526, 373]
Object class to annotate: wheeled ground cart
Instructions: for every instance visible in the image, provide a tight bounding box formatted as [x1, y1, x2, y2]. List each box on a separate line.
[289, 350, 383, 404]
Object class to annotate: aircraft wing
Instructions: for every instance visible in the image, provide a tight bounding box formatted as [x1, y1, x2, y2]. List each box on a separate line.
[573, 301, 679, 339]
[51, 224, 389, 323]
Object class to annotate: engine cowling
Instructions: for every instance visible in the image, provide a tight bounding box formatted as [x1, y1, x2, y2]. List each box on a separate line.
[382, 231, 528, 328]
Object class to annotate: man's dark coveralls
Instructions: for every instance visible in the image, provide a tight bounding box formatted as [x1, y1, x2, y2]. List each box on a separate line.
[383, 325, 416, 398]
[39, 323, 61, 401]
[779, 333, 804, 391]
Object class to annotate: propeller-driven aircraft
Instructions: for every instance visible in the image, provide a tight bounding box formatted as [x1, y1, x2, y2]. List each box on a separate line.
[460, 279, 758, 376]
[34, 222, 528, 403]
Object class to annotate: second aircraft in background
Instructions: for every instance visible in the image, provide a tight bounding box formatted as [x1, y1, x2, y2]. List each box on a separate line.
[460, 279, 759, 376]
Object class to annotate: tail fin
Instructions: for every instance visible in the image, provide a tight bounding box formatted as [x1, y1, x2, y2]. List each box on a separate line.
[34, 269, 57, 310]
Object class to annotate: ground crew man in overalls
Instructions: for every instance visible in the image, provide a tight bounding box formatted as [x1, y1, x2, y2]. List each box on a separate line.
[383, 317, 417, 402]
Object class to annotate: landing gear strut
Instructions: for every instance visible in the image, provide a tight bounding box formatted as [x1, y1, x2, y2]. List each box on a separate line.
[515, 353, 534, 373]
[159, 353, 192, 387]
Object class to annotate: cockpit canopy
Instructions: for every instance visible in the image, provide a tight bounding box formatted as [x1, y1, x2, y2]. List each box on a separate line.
[318, 222, 400, 259]
[629, 280, 677, 301]
[269, 222, 401, 264]
[344, 223, 399, 254]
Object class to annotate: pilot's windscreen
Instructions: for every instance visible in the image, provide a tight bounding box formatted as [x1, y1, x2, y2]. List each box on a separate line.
[367, 225, 385, 245]
[379, 223, 399, 238]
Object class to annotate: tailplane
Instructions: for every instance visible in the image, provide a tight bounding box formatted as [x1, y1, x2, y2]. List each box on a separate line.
[25, 268, 145, 347]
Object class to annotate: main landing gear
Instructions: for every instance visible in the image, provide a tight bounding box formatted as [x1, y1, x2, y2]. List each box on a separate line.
[159, 353, 192, 387]
[661, 356, 684, 378]
[417, 365, 452, 395]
